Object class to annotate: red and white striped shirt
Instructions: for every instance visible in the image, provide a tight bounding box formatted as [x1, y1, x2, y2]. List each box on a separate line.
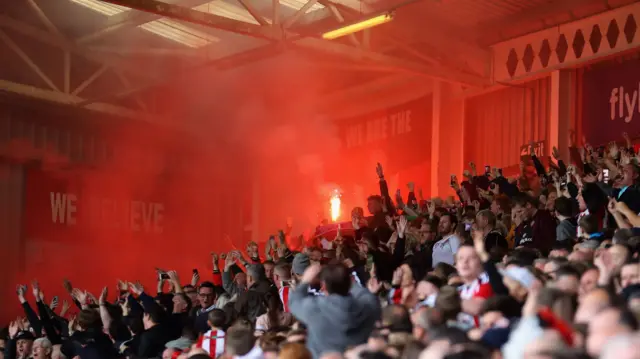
[279, 286, 290, 313]
[457, 272, 493, 328]
[196, 329, 225, 358]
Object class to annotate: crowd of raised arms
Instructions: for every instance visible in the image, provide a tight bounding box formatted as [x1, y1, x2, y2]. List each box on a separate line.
[6, 132, 640, 359]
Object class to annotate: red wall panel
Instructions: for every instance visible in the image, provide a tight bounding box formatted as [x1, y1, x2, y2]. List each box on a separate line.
[464, 77, 551, 174]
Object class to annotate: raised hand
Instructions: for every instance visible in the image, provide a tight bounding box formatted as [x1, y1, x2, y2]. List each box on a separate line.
[391, 267, 404, 287]
[301, 263, 322, 284]
[471, 226, 487, 259]
[117, 280, 128, 292]
[427, 201, 436, 216]
[8, 321, 19, 339]
[62, 279, 73, 294]
[71, 288, 87, 305]
[367, 276, 382, 294]
[128, 282, 144, 296]
[60, 300, 70, 317]
[31, 280, 41, 301]
[397, 216, 408, 238]
[224, 251, 236, 269]
[376, 163, 384, 179]
[210, 252, 219, 263]
[99, 287, 108, 305]
[190, 270, 199, 287]
[609, 142, 619, 159]
[50, 296, 59, 310]
[395, 189, 403, 205]
[552, 146, 560, 160]
[385, 215, 394, 229]
[16, 284, 26, 299]
[407, 182, 415, 192]
[68, 315, 77, 335]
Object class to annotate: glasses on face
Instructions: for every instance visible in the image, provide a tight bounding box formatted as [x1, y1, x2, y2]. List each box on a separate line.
[198, 292, 214, 298]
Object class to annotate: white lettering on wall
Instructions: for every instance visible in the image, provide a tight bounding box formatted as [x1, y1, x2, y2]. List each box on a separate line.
[48, 192, 164, 233]
[49, 192, 77, 225]
[610, 85, 640, 123]
[345, 110, 413, 149]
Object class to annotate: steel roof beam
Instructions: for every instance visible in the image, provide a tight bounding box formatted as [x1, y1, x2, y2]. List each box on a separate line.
[0, 79, 167, 123]
[0, 14, 159, 81]
[100, 0, 489, 86]
[293, 38, 488, 86]
[77, 0, 214, 44]
[99, 0, 277, 40]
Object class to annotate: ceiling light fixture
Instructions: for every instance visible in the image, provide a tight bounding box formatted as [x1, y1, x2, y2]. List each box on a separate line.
[322, 12, 393, 40]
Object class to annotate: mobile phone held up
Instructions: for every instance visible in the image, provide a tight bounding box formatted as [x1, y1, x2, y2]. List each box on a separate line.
[193, 269, 199, 276]
[484, 165, 491, 176]
[603, 169, 610, 182]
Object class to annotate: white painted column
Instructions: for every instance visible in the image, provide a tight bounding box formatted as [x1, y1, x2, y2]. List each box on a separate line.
[550, 70, 574, 161]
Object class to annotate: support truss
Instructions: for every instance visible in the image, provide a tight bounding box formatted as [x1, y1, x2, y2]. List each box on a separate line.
[0, 12, 164, 123]
[98, 0, 489, 88]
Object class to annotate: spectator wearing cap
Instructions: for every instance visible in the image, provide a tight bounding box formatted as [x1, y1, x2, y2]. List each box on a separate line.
[7, 330, 34, 359]
[292, 254, 322, 296]
[501, 266, 536, 302]
[234, 263, 277, 322]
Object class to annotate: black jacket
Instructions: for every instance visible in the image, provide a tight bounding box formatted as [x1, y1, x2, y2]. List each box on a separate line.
[134, 324, 173, 358]
[234, 280, 276, 322]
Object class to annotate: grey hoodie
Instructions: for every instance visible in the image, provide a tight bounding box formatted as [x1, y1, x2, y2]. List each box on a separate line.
[289, 283, 381, 359]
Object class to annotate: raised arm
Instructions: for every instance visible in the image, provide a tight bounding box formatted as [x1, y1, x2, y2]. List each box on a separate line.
[288, 264, 322, 324]
[17, 284, 42, 336]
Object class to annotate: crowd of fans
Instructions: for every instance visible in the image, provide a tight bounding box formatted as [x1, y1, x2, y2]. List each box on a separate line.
[4, 133, 640, 359]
